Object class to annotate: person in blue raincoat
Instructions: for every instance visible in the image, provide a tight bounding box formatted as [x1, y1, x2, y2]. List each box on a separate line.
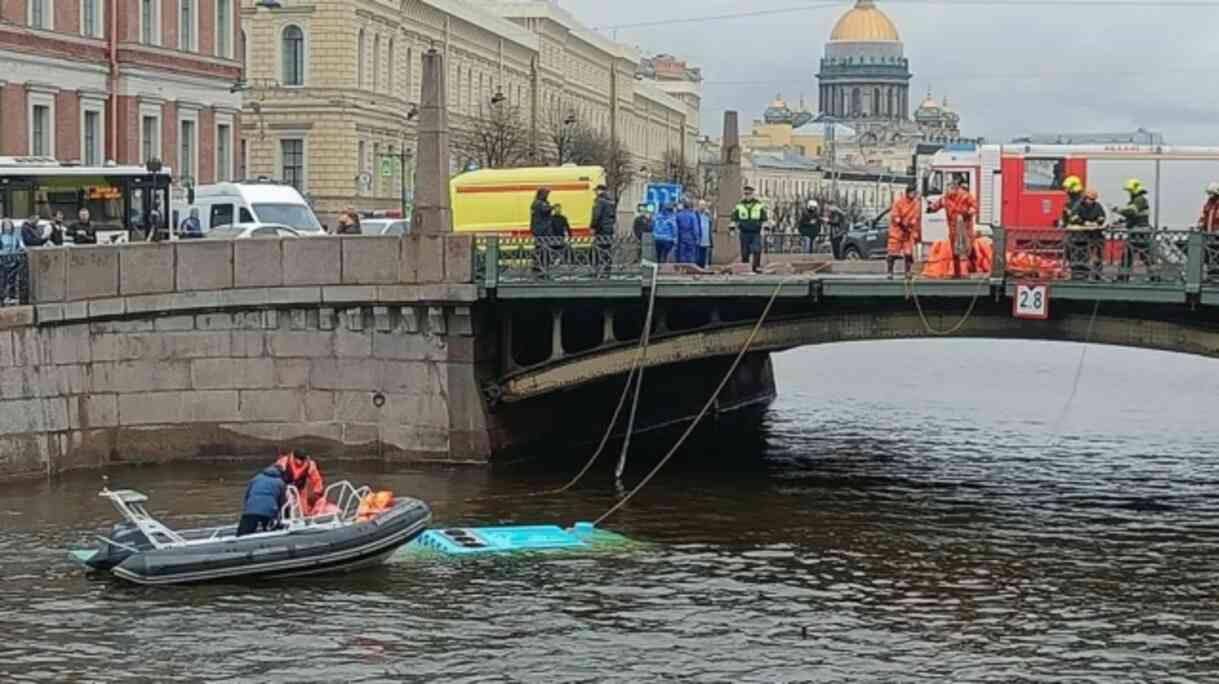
[237, 464, 289, 536]
[675, 200, 702, 264]
[651, 203, 678, 263]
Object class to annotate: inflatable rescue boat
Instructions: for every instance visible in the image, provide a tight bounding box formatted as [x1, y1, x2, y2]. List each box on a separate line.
[70, 482, 430, 585]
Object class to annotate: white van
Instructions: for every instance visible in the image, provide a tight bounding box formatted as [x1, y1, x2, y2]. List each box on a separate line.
[181, 180, 324, 235]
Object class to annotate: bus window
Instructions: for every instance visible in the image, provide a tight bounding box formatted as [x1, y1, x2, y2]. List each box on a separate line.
[211, 204, 235, 229]
[1024, 158, 1065, 192]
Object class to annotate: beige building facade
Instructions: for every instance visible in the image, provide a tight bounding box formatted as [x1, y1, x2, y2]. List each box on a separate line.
[240, 0, 698, 226]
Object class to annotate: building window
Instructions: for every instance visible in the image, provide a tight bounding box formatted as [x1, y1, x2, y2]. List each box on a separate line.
[217, 124, 232, 181]
[282, 25, 305, 86]
[281, 139, 304, 191]
[240, 30, 247, 72]
[180, 0, 196, 51]
[216, 0, 232, 58]
[239, 138, 247, 180]
[406, 48, 413, 99]
[31, 105, 51, 156]
[373, 35, 381, 92]
[180, 119, 196, 180]
[140, 0, 159, 45]
[357, 140, 367, 190]
[387, 39, 394, 96]
[82, 0, 102, 38]
[29, 0, 51, 30]
[83, 110, 101, 165]
[357, 29, 366, 88]
[141, 114, 160, 163]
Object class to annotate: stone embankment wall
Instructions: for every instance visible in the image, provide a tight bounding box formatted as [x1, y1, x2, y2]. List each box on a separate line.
[0, 235, 494, 482]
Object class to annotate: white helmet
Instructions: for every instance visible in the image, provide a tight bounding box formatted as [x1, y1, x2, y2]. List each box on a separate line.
[1208, 182, 1219, 196]
[808, 200, 820, 209]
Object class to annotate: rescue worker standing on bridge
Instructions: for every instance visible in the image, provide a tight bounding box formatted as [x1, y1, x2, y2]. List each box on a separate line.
[1116, 178, 1153, 280]
[1065, 189, 1107, 281]
[1199, 183, 1219, 276]
[1060, 175, 1085, 227]
[928, 175, 978, 278]
[731, 185, 768, 273]
[1199, 183, 1219, 233]
[887, 183, 921, 279]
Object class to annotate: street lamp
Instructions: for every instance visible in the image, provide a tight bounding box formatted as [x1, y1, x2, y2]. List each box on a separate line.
[378, 145, 414, 220]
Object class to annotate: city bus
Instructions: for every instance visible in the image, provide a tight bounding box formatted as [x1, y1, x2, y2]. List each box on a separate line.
[0, 157, 173, 242]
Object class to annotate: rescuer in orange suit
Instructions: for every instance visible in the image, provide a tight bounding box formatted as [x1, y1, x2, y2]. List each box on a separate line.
[1200, 183, 1219, 233]
[887, 183, 921, 279]
[928, 175, 978, 278]
[274, 448, 325, 515]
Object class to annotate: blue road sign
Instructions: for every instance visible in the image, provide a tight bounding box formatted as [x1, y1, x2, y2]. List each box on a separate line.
[645, 182, 683, 212]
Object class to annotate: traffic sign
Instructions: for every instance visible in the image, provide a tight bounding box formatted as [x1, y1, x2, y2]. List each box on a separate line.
[645, 182, 683, 211]
[1014, 282, 1050, 320]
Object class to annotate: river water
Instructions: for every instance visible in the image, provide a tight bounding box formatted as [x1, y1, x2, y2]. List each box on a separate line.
[2, 340, 1218, 682]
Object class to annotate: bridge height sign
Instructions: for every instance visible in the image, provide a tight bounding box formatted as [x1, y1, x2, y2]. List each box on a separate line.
[1014, 282, 1050, 320]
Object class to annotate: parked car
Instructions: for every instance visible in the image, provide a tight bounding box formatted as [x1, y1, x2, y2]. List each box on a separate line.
[840, 208, 891, 260]
[204, 223, 302, 240]
[361, 218, 410, 236]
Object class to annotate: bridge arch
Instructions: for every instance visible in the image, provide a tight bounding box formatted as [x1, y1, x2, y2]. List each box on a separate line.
[497, 299, 1219, 403]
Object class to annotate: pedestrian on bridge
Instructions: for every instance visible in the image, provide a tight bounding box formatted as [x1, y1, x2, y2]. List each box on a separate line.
[591, 184, 617, 277]
[732, 185, 767, 273]
[798, 200, 823, 255]
[530, 188, 555, 276]
[652, 202, 678, 263]
[887, 183, 921, 279]
[675, 200, 702, 265]
[697, 199, 713, 267]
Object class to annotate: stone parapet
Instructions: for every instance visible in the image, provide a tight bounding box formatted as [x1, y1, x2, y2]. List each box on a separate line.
[27, 235, 476, 308]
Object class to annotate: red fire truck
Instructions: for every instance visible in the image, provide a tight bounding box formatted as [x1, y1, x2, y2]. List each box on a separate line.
[918, 143, 1219, 244]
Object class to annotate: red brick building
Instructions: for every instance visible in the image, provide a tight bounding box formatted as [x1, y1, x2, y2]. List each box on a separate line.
[0, 0, 243, 184]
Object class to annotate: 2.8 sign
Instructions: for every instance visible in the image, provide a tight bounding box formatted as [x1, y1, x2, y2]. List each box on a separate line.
[1014, 282, 1050, 320]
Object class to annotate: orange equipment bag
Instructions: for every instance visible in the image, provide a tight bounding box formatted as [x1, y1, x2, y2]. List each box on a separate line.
[357, 490, 395, 522]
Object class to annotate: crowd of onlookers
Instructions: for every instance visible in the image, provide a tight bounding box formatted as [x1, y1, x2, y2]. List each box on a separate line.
[0, 209, 108, 304]
[631, 199, 714, 268]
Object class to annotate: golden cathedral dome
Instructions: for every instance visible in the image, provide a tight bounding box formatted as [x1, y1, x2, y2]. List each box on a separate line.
[829, 0, 900, 42]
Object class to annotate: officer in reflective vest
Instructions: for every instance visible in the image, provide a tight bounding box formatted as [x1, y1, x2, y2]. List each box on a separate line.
[731, 185, 768, 273]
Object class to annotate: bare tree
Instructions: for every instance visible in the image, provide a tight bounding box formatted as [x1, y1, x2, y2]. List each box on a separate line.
[453, 105, 531, 170]
[660, 148, 698, 191]
[542, 106, 583, 166]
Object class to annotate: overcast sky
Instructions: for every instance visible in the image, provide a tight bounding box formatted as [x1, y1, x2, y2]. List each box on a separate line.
[553, 0, 1219, 144]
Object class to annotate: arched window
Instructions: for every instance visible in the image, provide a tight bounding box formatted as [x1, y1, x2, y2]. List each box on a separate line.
[282, 25, 304, 86]
[357, 29, 366, 87]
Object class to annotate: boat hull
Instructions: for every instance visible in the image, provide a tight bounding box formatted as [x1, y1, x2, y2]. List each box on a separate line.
[110, 499, 430, 586]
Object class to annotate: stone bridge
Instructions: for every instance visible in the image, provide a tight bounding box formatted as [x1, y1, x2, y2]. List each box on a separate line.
[3, 229, 1219, 482]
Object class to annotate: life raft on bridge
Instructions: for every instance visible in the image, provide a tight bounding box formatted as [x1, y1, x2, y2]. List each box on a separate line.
[921, 237, 995, 279]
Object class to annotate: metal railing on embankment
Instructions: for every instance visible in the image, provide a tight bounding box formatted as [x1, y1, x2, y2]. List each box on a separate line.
[474, 235, 642, 285]
[0, 253, 29, 306]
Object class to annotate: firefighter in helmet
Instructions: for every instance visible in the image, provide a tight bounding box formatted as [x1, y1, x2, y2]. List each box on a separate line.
[1065, 189, 1107, 281]
[1060, 175, 1085, 227]
[1116, 178, 1153, 280]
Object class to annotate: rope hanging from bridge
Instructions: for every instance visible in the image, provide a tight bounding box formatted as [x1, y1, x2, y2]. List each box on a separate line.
[1048, 299, 1102, 446]
[615, 263, 662, 481]
[905, 273, 991, 336]
[483, 262, 663, 501]
[591, 275, 797, 527]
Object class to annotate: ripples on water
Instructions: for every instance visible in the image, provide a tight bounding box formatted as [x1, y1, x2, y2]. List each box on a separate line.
[2, 340, 1218, 682]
